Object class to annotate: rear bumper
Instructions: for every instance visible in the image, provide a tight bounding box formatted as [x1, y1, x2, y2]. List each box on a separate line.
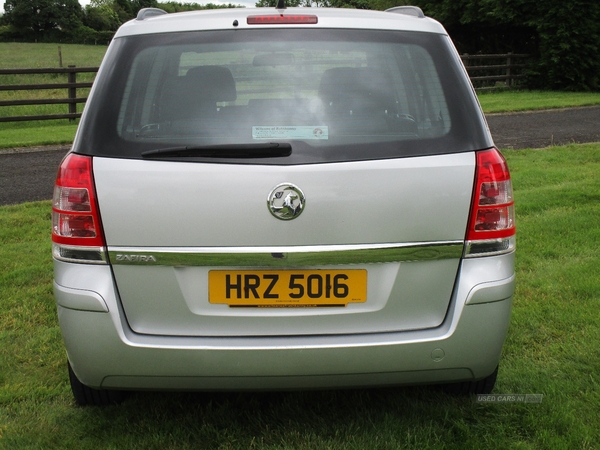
[54, 254, 514, 391]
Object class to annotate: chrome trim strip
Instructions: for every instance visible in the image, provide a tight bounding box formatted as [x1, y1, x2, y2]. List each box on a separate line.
[107, 241, 464, 267]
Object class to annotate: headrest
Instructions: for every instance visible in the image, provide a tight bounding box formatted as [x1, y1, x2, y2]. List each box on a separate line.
[184, 65, 237, 102]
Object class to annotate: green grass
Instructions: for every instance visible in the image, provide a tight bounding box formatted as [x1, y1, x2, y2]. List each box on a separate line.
[0, 122, 78, 148]
[0, 43, 108, 69]
[1, 143, 600, 448]
[478, 90, 600, 113]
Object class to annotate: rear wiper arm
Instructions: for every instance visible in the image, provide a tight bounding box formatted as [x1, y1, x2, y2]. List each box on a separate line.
[141, 142, 292, 159]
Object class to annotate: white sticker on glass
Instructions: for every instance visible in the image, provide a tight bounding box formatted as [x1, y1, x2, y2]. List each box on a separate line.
[252, 126, 329, 140]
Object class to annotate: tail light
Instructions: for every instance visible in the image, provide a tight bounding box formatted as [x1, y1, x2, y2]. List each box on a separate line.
[465, 148, 516, 257]
[52, 154, 107, 264]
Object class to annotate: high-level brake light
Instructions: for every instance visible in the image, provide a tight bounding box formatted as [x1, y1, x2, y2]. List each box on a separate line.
[247, 15, 318, 25]
[465, 148, 516, 257]
[52, 154, 107, 263]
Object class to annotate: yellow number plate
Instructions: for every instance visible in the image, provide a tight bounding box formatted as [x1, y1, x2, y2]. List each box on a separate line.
[209, 269, 367, 307]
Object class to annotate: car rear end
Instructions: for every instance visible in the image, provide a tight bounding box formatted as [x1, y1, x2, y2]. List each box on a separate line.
[52, 6, 515, 404]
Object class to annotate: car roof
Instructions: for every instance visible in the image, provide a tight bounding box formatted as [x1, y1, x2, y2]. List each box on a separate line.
[114, 7, 447, 38]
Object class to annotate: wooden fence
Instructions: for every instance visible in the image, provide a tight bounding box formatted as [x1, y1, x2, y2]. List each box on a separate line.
[0, 54, 528, 123]
[461, 53, 529, 90]
[0, 66, 97, 123]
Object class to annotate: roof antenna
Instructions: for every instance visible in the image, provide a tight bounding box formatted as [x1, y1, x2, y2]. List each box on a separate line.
[276, 0, 286, 9]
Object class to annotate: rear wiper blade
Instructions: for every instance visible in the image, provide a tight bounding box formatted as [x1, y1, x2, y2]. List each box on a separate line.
[141, 142, 292, 159]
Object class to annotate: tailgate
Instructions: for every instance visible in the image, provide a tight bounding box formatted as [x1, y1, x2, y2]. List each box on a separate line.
[94, 152, 474, 336]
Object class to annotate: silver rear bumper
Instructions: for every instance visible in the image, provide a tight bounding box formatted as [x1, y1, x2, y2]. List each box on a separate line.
[54, 253, 514, 390]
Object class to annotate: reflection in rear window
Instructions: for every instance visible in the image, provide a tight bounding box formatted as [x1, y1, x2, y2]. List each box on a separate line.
[118, 33, 450, 145]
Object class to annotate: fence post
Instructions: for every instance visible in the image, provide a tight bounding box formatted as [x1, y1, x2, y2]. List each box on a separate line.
[506, 52, 512, 88]
[68, 65, 76, 122]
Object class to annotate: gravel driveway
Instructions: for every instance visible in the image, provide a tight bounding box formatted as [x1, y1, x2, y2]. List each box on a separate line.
[1, 106, 599, 206]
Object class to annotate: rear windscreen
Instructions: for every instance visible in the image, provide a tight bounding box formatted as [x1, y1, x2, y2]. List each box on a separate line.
[77, 28, 491, 164]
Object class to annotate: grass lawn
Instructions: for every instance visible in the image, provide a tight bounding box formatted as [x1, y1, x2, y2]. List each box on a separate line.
[0, 121, 78, 148]
[478, 90, 600, 114]
[0, 42, 108, 69]
[1, 143, 599, 448]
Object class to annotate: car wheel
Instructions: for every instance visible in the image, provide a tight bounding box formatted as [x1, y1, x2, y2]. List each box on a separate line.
[443, 365, 498, 395]
[68, 361, 128, 406]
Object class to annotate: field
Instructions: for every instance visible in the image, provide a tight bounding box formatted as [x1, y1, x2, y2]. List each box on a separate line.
[1, 143, 600, 448]
[0, 43, 108, 145]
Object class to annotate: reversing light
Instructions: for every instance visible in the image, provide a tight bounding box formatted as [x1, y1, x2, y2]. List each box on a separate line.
[465, 148, 516, 257]
[247, 15, 318, 25]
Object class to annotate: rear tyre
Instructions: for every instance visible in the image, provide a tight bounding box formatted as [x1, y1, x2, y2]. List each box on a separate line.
[68, 361, 128, 406]
[443, 365, 498, 395]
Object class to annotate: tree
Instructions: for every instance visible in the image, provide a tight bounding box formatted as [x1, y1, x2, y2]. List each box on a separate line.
[84, 3, 120, 31]
[159, 2, 244, 13]
[112, 0, 134, 22]
[372, 0, 600, 91]
[3, 0, 83, 41]
[530, 0, 600, 90]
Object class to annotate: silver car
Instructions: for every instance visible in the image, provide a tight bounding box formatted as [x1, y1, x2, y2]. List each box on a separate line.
[52, 5, 515, 406]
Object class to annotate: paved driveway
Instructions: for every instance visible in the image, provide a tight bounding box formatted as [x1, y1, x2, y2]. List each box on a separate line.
[1, 106, 599, 206]
[487, 106, 600, 149]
